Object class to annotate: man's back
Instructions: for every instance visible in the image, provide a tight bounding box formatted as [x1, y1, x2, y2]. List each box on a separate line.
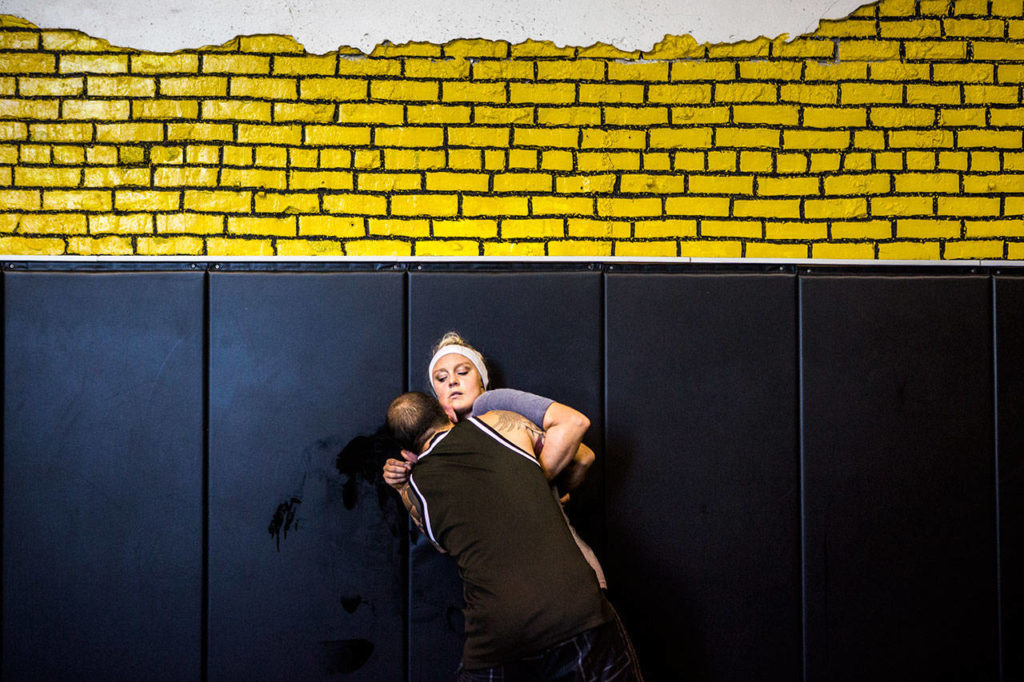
[408, 414, 610, 669]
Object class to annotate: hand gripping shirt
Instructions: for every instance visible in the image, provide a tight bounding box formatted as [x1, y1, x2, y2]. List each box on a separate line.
[407, 417, 611, 669]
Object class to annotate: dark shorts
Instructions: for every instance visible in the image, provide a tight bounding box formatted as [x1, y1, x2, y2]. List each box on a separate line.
[456, 611, 643, 682]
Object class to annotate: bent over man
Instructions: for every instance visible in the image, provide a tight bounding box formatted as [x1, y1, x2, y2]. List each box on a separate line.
[385, 391, 642, 682]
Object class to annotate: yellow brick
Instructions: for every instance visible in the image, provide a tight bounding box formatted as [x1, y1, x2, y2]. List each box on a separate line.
[904, 41, 968, 61]
[252, 191, 320, 214]
[155, 213, 224, 234]
[41, 30, 121, 52]
[733, 199, 800, 219]
[235, 35, 302, 54]
[343, 238, 412, 256]
[779, 84, 837, 104]
[707, 38, 771, 58]
[374, 126, 443, 148]
[700, 219, 762, 238]
[0, 53, 56, 74]
[824, 173, 891, 195]
[384, 149, 446, 170]
[289, 148, 318, 167]
[234, 123, 300, 146]
[444, 39, 509, 58]
[600, 107, 666, 126]
[182, 189, 249, 213]
[53, 146, 84, 164]
[648, 127, 712, 149]
[717, 128, 781, 149]
[870, 107, 935, 127]
[131, 54, 198, 74]
[944, 240, 1005, 258]
[1011, 242, 1024, 258]
[648, 84, 713, 104]
[677, 239, 741, 257]
[997, 65, 1024, 83]
[633, 219, 697, 238]
[298, 215, 365, 237]
[0, 122, 26, 141]
[64, 99, 133, 121]
[575, 151, 638, 171]
[871, 196, 934, 216]
[608, 62, 669, 81]
[203, 237, 273, 256]
[738, 61, 802, 81]
[421, 171, 485, 192]
[508, 149, 538, 168]
[403, 104, 469, 125]
[540, 150, 573, 171]
[368, 218, 430, 237]
[554, 175, 614, 194]
[229, 76, 296, 100]
[530, 196, 594, 215]
[774, 153, 807, 174]
[132, 100, 199, 120]
[14, 167, 80, 187]
[1003, 196, 1024, 214]
[889, 130, 954, 148]
[773, 39, 836, 59]
[534, 60, 602, 81]
[876, 241, 941, 259]
[441, 82, 507, 103]
[514, 127, 579, 148]
[964, 219, 1024, 237]
[581, 129, 646, 149]
[757, 176, 819, 195]
[811, 242, 876, 258]
[160, 76, 228, 97]
[475, 106, 534, 125]
[357, 173, 421, 192]
[287, 170, 353, 190]
[508, 82, 576, 104]
[0, 99, 60, 119]
[611, 240, 676, 257]
[200, 100, 271, 122]
[744, 242, 809, 258]
[969, 151, 1001, 171]
[14, 213, 86, 234]
[831, 220, 893, 239]
[370, 79, 438, 102]
[595, 197, 661, 218]
[801, 106, 866, 128]
[644, 152, 672, 170]
[66, 235, 134, 255]
[544, 240, 611, 256]
[669, 62, 735, 81]
[370, 42, 442, 58]
[943, 19, 1006, 37]
[87, 75, 156, 97]
[879, 19, 943, 38]
[992, 0, 1024, 16]
[643, 34, 706, 60]
[299, 78, 367, 101]
[838, 40, 902, 61]
[784, 130, 850, 150]
[906, 151, 939, 170]
[804, 197, 868, 219]
[975, 42, 1024, 63]
[404, 58, 470, 80]
[84, 167, 150, 187]
[388, 194, 457, 217]
[337, 58, 403, 77]
[739, 151, 773, 173]
[954, 0, 988, 14]
[84, 145, 119, 164]
[134, 236, 203, 255]
[894, 172, 960, 194]
[935, 64, 996, 84]
[220, 168, 286, 190]
[617, 174, 686, 194]
[868, 62, 929, 81]
[432, 218, 499, 238]
[665, 196, 730, 216]
[60, 54, 128, 75]
[446, 127, 509, 148]
[965, 174, 1024, 193]
[509, 40, 574, 58]
[42, 189, 111, 211]
[272, 55, 337, 76]
[412, 239, 479, 256]
[765, 221, 828, 240]
[566, 218, 631, 238]
[841, 83, 903, 104]
[19, 76, 83, 97]
[577, 83, 638, 104]
[938, 196, 1000, 216]
[965, 85, 1019, 104]
[0, 32, 38, 50]
[0, 236, 64, 254]
[938, 151, 969, 170]
[202, 54, 269, 74]
[500, 218, 564, 238]
[492, 172, 551, 192]
[715, 83, 777, 104]
[472, 61, 534, 81]
[732, 105, 799, 126]
[322, 193, 387, 215]
[299, 126, 369, 149]
[226, 216, 295, 236]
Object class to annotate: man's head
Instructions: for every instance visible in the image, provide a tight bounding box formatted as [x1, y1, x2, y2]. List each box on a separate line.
[386, 391, 451, 453]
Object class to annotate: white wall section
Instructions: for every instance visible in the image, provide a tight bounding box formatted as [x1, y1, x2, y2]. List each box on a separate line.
[0, 0, 868, 54]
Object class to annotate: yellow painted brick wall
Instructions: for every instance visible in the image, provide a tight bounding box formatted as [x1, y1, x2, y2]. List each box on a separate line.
[2, 0, 1024, 259]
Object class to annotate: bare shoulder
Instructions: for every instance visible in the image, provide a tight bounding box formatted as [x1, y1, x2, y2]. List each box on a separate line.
[477, 410, 542, 454]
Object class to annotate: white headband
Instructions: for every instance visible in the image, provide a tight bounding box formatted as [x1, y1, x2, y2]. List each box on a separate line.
[428, 345, 489, 394]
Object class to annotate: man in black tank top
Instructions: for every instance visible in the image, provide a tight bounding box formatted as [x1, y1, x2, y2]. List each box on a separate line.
[386, 392, 642, 682]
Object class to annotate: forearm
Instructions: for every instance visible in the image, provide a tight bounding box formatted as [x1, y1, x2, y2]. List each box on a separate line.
[555, 442, 595, 492]
[538, 402, 590, 479]
[397, 483, 447, 554]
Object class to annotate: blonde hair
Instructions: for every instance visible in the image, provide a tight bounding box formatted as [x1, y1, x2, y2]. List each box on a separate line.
[431, 331, 482, 359]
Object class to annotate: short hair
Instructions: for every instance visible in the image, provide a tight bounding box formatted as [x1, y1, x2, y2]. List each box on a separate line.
[386, 391, 449, 452]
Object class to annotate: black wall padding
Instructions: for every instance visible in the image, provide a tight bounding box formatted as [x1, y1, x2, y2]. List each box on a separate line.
[207, 272, 405, 681]
[605, 273, 802, 680]
[801, 276, 998, 680]
[996, 276, 1024, 682]
[407, 271, 604, 679]
[3, 271, 204, 680]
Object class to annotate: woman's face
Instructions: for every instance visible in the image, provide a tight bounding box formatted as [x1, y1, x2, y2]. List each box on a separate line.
[431, 353, 485, 419]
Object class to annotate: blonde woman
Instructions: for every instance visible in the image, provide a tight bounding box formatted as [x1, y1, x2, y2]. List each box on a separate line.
[383, 331, 606, 588]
